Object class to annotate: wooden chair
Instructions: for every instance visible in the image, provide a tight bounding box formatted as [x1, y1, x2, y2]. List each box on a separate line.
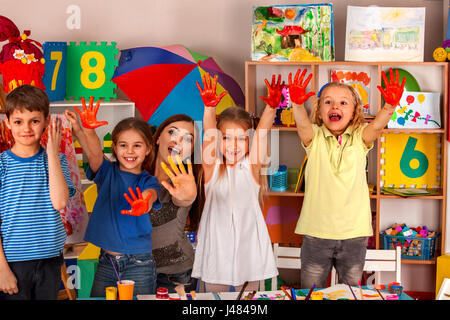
[331, 246, 402, 285]
[59, 259, 77, 300]
[265, 243, 301, 291]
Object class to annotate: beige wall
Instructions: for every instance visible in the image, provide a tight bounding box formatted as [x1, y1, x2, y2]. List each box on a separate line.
[0, 0, 446, 91]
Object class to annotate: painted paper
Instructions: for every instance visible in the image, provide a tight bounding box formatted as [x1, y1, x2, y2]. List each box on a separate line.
[388, 92, 440, 129]
[345, 6, 425, 62]
[252, 4, 334, 62]
[330, 70, 372, 115]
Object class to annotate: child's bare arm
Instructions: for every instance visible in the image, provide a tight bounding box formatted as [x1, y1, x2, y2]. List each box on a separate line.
[250, 74, 283, 170]
[196, 73, 227, 181]
[363, 68, 405, 147]
[0, 238, 18, 295]
[64, 97, 108, 173]
[46, 117, 69, 210]
[289, 69, 315, 147]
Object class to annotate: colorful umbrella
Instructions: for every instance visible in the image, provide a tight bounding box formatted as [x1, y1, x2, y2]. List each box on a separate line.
[112, 45, 245, 127]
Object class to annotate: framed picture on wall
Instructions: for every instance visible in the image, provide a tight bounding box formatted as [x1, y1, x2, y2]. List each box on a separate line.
[345, 6, 425, 62]
[251, 4, 335, 62]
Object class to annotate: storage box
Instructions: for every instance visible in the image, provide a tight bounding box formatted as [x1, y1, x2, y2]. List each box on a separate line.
[381, 232, 438, 260]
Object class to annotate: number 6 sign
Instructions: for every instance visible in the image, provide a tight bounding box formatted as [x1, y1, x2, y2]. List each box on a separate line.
[66, 41, 118, 101]
[381, 133, 441, 189]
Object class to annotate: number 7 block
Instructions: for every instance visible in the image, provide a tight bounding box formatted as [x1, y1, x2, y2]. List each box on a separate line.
[43, 42, 67, 102]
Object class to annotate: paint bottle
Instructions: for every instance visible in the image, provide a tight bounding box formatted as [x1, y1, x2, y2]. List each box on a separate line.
[156, 287, 169, 300]
[105, 286, 117, 300]
[310, 291, 324, 300]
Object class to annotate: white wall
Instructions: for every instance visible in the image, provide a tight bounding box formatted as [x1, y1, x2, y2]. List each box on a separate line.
[0, 0, 445, 91]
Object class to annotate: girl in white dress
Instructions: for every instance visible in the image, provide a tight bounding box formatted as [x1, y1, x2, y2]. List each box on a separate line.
[192, 73, 281, 293]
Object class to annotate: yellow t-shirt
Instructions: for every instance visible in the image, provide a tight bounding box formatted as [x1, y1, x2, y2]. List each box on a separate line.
[295, 124, 373, 240]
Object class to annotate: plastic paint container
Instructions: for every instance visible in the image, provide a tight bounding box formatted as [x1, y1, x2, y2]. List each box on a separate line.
[310, 291, 324, 300]
[386, 294, 399, 300]
[390, 285, 403, 295]
[156, 287, 169, 300]
[105, 286, 117, 300]
[388, 282, 401, 292]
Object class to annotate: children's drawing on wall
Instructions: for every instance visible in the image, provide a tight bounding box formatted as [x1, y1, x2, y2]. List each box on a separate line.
[388, 92, 441, 129]
[252, 4, 334, 62]
[345, 6, 425, 62]
[330, 70, 372, 115]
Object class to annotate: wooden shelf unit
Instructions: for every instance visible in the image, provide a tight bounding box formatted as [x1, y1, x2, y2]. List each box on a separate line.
[246, 61, 448, 266]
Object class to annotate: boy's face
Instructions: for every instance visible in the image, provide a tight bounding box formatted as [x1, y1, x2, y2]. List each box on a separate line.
[5, 109, 49, 149]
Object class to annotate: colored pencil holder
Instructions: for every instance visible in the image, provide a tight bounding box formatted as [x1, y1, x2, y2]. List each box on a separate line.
[269, 165, 288, 192]
[381, 232, 439, 260]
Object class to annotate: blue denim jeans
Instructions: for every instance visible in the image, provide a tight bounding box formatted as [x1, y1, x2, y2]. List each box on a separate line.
[156, 269, 197, 293]
[300, 235, 367, 289]
[90, 250, 157, 297]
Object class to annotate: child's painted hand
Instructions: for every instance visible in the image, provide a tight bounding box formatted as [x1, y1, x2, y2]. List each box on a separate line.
[74, 96, 108, 129]
[259, 74, 285, 109]
[121, 187, 152, 216]
[288, 68, 315, 105]
[160, 155, 196, 202]
[196, 73, 228, 107]
[64, 109, 82, 135]
[45, 117, 62, 156]
[377, 68, 406, 107]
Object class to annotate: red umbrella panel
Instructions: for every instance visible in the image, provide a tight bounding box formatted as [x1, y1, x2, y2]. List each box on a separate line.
[111, 45, 244, 127]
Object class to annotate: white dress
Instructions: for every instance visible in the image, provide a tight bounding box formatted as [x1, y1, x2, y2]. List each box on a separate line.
[192, 157, 278, 286]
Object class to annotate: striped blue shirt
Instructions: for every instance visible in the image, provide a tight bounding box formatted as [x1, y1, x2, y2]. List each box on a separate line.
[0, 148, 76, 262]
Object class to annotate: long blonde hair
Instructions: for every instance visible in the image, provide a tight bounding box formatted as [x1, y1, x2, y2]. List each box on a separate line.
[310, 82, 366, 130]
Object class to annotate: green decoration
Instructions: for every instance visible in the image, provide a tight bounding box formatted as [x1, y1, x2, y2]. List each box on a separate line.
[66, 41, 119, 101]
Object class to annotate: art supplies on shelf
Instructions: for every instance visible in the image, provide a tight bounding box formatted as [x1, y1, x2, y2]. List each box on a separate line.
[294, 156, 307, 193]
[330, 69, 372, 116]
[381, 223, 439, 260]
[381, 187, 438, 197]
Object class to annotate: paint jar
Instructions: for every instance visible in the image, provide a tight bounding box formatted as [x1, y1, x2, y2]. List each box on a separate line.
[390, 285, 403, 295]
[105, 286, 117, 300]
[310, 291, 324, 300]
[386, 294, 399, 300]
[156, 287, 169, 300]
[388, 282, 401, 293]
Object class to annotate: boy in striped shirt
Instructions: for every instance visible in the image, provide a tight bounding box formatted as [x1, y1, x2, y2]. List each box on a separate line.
[0, 85, 76, 300]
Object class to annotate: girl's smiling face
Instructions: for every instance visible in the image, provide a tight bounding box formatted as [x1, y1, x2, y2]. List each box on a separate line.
[318, 86, 356, 137]
[219, 121, 249, 166]
[114, 128, 151, 174]
[156, 121, 195, 161]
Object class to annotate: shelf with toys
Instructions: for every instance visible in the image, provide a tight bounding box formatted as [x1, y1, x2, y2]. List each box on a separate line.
[245, 61, 447, 266]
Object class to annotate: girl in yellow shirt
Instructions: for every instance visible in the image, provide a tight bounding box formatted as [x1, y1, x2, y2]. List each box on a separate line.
[290, 68, 405, 288]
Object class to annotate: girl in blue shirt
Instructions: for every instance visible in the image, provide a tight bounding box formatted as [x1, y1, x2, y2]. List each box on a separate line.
[65, 97, 161, 297]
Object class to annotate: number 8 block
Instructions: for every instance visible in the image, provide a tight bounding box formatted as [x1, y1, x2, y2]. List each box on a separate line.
[66, 41, 119, 101]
